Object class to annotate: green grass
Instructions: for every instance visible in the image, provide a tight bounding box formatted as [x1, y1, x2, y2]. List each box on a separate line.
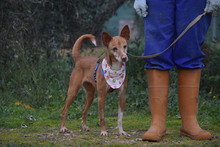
[0, 106, 219, 146]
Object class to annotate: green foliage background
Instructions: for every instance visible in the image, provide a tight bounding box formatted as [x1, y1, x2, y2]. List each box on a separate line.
[0, 39, 219, 123]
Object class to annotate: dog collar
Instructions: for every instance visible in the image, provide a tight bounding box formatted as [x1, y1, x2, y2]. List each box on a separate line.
[102, 58, 126, 89]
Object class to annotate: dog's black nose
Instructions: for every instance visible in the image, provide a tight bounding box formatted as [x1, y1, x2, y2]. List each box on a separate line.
[121, 56, 127, 62]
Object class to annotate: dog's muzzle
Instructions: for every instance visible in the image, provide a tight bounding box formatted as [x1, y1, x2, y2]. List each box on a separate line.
[121, 55, 128, 62]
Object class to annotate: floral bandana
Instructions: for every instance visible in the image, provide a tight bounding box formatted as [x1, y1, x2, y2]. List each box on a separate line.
[102, 58, 126, 89]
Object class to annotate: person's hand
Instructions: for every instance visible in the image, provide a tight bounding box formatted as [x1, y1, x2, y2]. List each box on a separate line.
[134, 0, 148, 17]
[204, 0, 220, 13]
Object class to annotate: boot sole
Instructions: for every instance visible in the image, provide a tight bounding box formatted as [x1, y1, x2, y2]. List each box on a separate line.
[142, 131, 166, 142]
[180, 130, 212, 140]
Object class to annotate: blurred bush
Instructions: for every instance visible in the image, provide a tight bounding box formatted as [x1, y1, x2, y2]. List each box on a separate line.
[0, 0, 127, 65]
[201, 46, 220, 95]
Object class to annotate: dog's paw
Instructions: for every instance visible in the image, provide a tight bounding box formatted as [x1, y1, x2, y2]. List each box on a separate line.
[59, 127, 71, 133]
[119, 130, 130, 137]
[81, 124, 90, 131]
[100, 131, 108, 136]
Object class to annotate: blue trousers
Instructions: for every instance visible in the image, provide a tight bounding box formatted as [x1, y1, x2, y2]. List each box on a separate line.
[143, 0, 211, 70]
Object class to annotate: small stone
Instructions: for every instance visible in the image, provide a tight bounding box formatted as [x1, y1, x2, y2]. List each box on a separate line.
[213, 135, 218, 139]
[21, 124, 28, 129]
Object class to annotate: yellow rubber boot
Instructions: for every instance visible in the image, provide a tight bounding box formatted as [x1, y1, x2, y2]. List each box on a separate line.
[142, 69, 169, 141]
[178, 69, 212, 140]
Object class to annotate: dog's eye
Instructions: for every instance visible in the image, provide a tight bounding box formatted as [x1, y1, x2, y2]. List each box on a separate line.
[123, 45, 127, 49]
[113, 47, 118, 52]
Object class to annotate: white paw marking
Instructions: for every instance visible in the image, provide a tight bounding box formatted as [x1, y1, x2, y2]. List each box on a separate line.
[100, 131, 108, 136]
[59, 127, 71, 133]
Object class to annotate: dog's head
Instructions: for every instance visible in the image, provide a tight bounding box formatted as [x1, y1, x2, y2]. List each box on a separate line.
[102, 25, 130, 63]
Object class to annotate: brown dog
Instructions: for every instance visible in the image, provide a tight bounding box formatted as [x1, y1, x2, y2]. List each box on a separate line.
[60, 25, 130, 136]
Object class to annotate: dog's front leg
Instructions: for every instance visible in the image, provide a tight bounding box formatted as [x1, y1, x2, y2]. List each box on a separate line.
[98, 93, 107, 136]
[117, 83, 129, 136]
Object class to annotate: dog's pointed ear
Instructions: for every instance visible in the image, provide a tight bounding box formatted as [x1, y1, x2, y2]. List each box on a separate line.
[102, 32, 113, 47]
[120, 25, 130, 41]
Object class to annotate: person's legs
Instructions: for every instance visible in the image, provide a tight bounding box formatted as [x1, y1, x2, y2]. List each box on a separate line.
[143, 0, 175, 70]
[143, 69, 169, 141]
[175, 0, 212, 140]
[174, 0, 211, 69]
[142, 1, 175, 141]
[178, 69, 212, 140]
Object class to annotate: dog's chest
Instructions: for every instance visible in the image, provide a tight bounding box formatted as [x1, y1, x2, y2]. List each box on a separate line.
[111, 62, 121, 71]
[105, 83, 125, 94]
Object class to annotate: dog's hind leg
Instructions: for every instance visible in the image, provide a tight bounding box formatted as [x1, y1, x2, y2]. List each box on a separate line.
[60, 69, 82, 133]
[81, 82, 95, 131]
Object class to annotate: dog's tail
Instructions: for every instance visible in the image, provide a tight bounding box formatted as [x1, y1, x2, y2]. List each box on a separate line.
[72, 34, 96, 62]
